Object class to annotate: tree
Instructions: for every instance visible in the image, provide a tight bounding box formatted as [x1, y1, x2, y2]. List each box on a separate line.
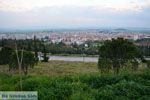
[42, 44, 49, 62]
[98, 38, 143, 74]
[0, 47, 13, 64]
[1, 37, 4, 47]
[33, 36, 39, 64]
[9, 51, 36, 75]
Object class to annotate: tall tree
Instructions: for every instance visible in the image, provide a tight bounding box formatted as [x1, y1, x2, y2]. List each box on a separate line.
[98, 38, 143, 74]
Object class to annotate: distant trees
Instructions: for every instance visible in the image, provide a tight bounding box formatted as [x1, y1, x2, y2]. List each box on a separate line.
[0, 39, 44, 52]
[98, 38, 143, 74]
[0, 38, 149, 56]
[0, 39, 99, 55]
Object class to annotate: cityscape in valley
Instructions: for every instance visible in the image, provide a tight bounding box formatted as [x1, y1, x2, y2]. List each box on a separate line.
[1, 28, 150, 45]
[0, 0, 150, 100]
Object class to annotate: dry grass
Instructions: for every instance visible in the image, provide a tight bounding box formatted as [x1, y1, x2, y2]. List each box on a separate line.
[0, 65, 8, 73]
[0, 61, 148, 77]
[0, 61, 98, 76]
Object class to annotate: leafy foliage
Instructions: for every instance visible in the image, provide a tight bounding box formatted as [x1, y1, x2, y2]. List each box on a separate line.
[98, 38, 143, 74]
[0, 47, 13, 64]
[9, 50, 37, 75]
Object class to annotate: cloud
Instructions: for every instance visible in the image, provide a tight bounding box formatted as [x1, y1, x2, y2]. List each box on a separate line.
[0, 0, 150, 12]
[0, 5, 150, 28]
[0, 0, 150, 28]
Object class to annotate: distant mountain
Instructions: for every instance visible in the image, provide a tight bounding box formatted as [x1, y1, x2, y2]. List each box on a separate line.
[0, 27, 150, 34]
[114, 28, 128, 31]
[113, 28, 150, 33]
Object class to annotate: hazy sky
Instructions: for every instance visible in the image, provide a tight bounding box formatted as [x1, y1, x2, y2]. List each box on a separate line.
[0, 0, 150, 29]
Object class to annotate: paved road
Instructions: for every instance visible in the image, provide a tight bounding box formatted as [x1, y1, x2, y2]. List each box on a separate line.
[39, 56, 98, 62]
[39, 56, 150, 62]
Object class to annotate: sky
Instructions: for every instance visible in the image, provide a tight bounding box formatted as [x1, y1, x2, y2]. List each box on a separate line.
[0, 0, 150, 29]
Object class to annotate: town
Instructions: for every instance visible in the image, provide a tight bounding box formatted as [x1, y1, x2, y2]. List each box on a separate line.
[0, 29, 150, 45]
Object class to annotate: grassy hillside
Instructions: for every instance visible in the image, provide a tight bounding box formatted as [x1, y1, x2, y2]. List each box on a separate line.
[0, 61, 150, 100]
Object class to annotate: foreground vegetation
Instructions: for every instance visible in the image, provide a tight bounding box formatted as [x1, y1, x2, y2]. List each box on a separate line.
[0, 68, 150, 100]
[0, 61, 150, 100]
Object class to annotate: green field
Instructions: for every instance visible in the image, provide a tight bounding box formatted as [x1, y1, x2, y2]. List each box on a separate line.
[0, 61, 150, 100]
